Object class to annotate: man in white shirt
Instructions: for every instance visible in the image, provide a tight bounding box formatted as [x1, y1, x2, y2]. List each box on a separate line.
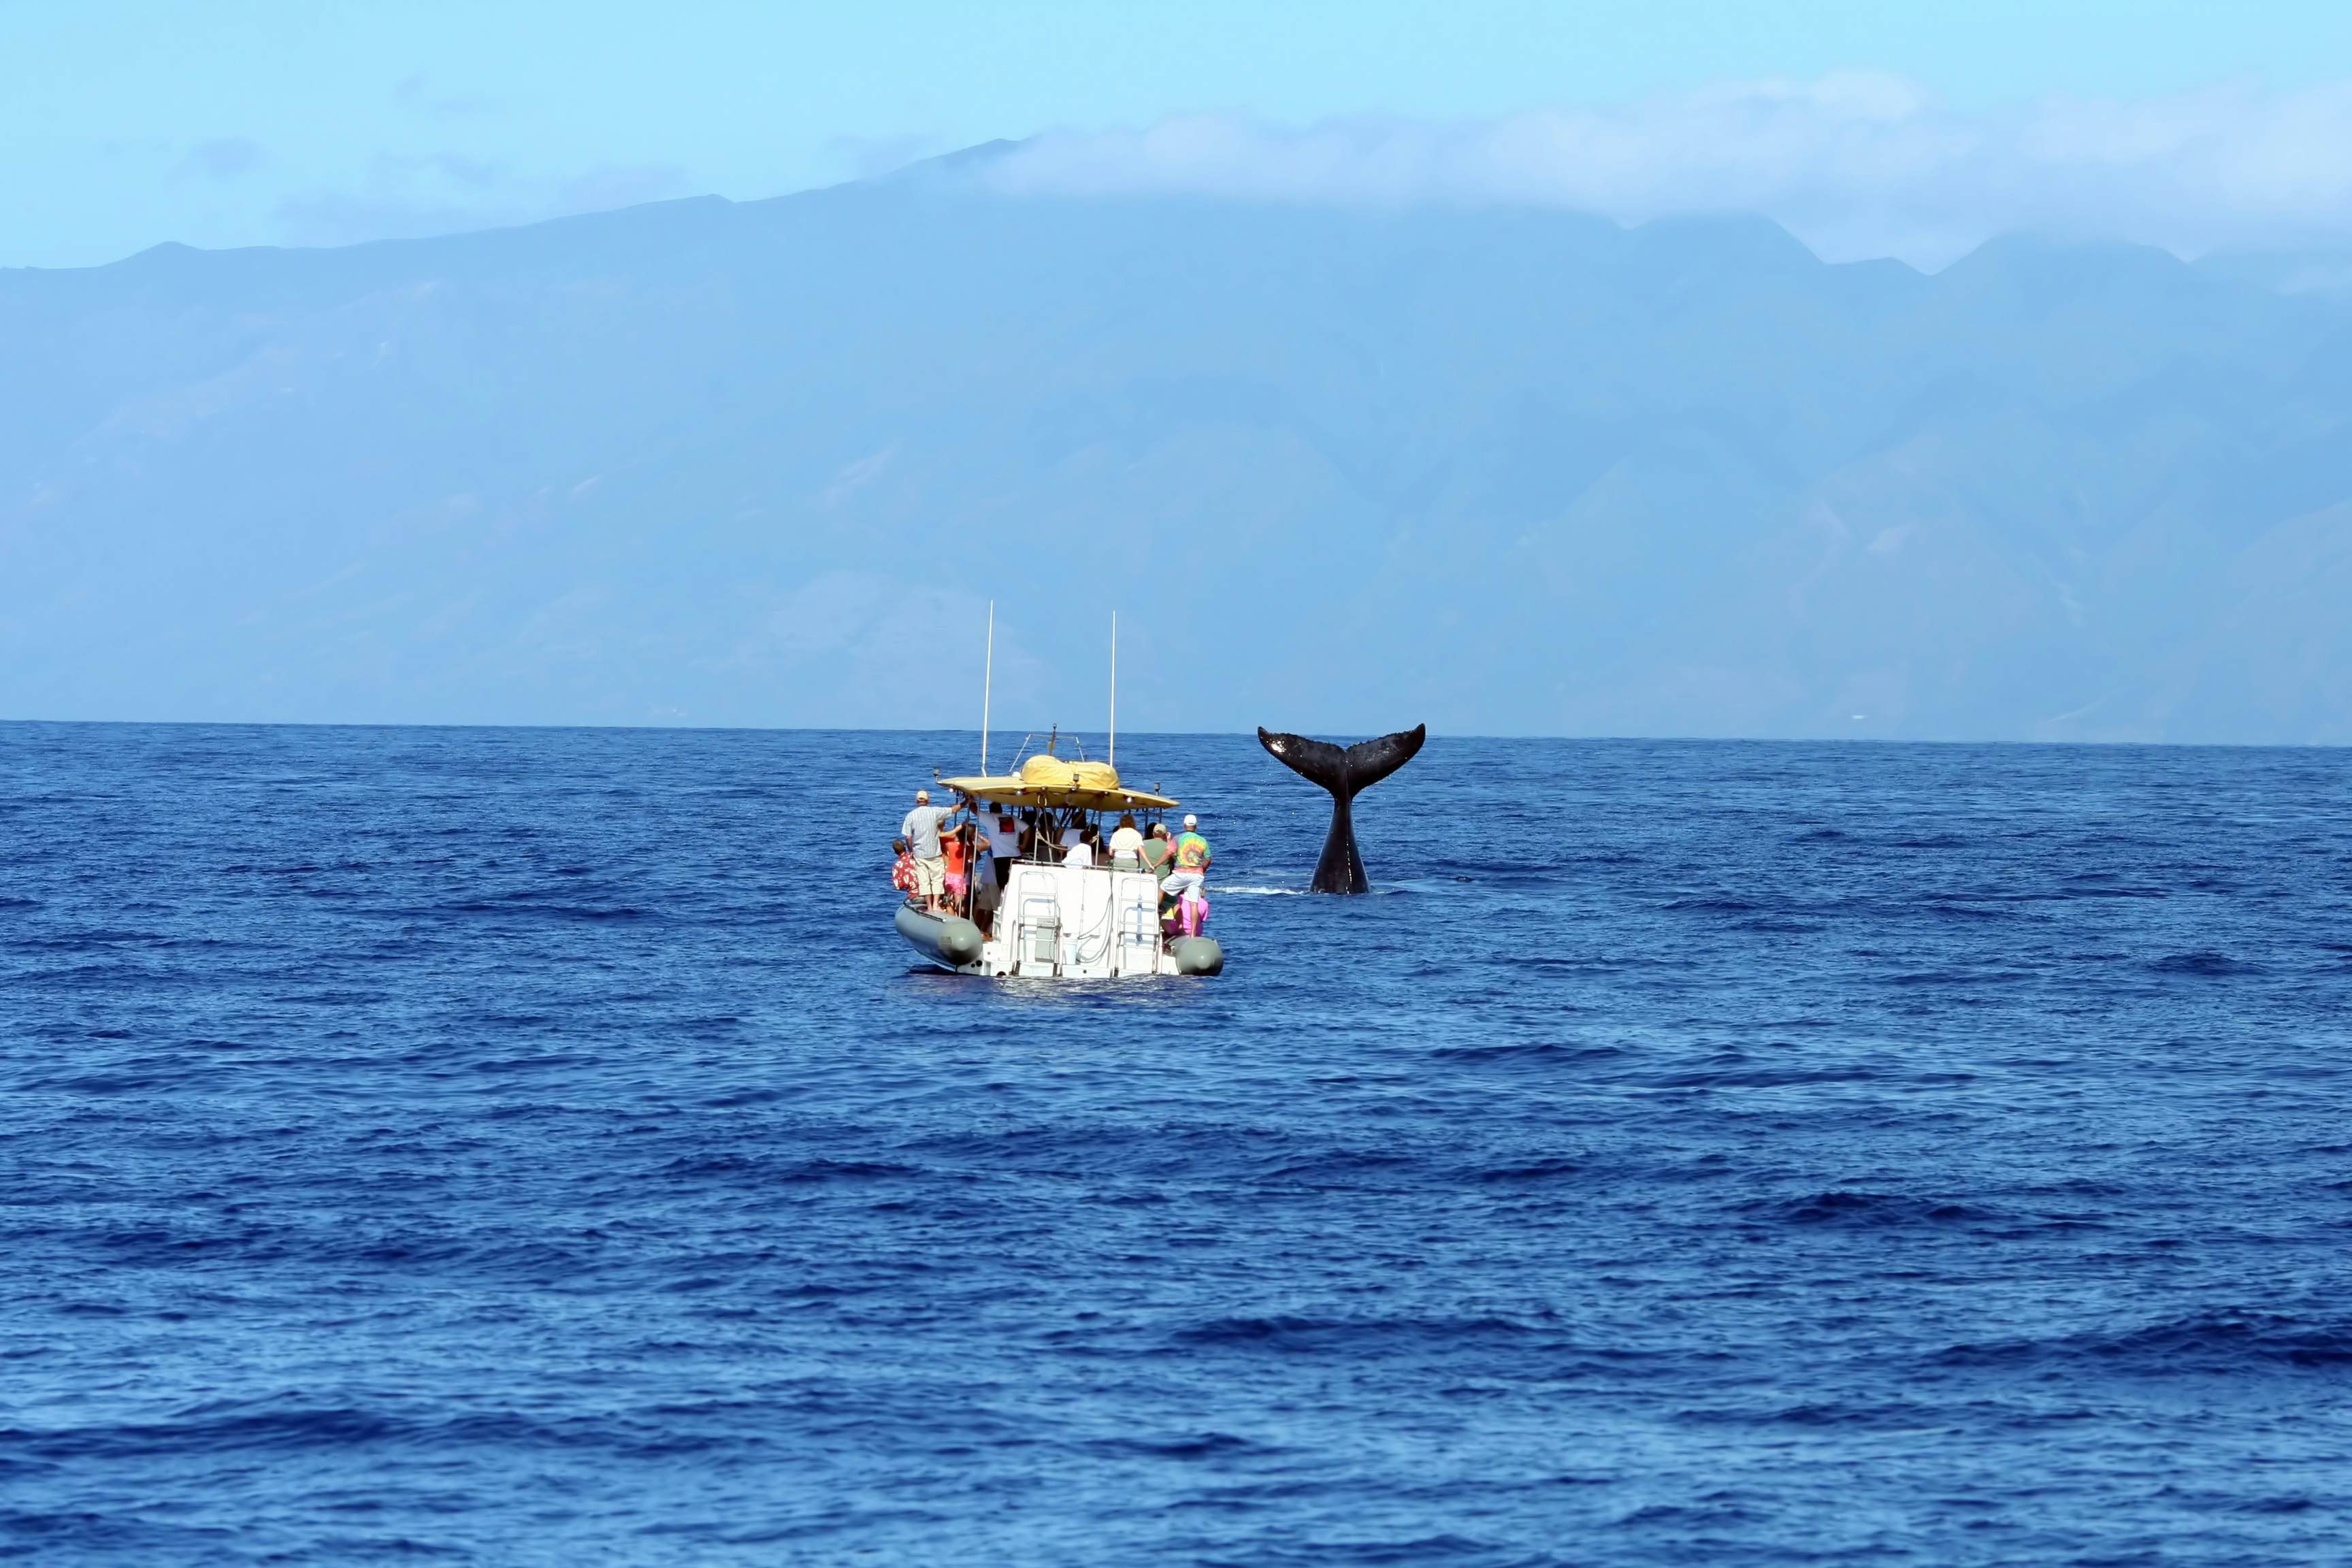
[987, 813, 1019, 887]
[1062, 829, 1094, 868]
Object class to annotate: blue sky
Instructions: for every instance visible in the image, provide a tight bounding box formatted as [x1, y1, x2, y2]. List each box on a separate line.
[7, 1, 2352, 268]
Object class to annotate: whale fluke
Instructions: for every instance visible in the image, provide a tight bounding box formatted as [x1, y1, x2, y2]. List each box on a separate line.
[1256, 723, 1426, 894]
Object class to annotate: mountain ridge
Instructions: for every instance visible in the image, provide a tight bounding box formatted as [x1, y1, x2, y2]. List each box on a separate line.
[5, 157, 2352, 740]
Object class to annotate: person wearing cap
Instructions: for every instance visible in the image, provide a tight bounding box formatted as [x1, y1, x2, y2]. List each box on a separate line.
[899, 789, 958, 913]
[1163, 813, 1211, 911]
[1138, 821, 1176, 882]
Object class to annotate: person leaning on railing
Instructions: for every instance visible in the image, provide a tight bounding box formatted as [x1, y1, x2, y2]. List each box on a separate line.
[1138, 821, 1176, 881]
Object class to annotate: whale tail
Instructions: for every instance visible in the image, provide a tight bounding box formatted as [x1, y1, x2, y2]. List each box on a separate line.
[1256, 724, 1426, 894]
[1256, 725, 1426, 798]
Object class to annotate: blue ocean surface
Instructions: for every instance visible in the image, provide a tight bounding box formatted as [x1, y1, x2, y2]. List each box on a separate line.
[4, 723, 2351, 1565]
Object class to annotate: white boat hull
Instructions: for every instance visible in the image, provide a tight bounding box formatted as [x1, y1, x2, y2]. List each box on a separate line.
[895, 863, 1221, 979]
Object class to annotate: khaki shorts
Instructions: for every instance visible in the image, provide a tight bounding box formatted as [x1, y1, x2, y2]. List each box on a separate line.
[913, 855, 946, 896]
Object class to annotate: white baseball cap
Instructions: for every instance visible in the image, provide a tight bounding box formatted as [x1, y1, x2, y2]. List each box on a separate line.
[915, 789, 930, 802]
[1182, 813, 1197, 828]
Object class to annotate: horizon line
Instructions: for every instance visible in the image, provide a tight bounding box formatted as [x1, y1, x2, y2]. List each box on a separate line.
[1, 716, 2342, 753]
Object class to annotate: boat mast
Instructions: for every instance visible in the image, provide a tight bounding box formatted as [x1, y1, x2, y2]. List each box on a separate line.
[1109, 610, 1117, 768]
[981, 600, 994, 774]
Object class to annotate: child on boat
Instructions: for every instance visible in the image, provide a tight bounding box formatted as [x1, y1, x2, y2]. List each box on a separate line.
[943, 824, 970, 903]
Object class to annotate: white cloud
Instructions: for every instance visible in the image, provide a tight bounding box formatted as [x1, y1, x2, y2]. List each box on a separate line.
[981, 74, 2352, 267]
[393, 74, 498, 118]
[174, 137, 267, 183]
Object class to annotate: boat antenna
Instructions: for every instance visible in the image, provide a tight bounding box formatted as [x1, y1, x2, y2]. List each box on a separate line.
[981, 600, 994, 774]
[1109, 610, 1117, 768]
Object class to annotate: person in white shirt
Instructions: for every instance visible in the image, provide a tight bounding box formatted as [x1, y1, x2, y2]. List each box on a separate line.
[987, 813, 1019, 887]
[1062, 830, 1094, 868]
[1107, 813, 1145, 870]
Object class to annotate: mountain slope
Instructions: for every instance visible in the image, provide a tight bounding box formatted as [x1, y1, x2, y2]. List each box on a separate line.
[5, 165, 2351, 738]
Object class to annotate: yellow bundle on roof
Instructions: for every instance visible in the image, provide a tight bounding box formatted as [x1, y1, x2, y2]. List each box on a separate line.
[1023, 755, 1118, 792]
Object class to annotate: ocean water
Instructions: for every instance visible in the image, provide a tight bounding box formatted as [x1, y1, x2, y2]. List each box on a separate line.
[5, 723, 2352, 1565]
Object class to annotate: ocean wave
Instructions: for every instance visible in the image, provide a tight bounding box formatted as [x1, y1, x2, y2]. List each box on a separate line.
[1429, 1041, 1624, 1065]
[1937, 1312, 2352, 1373]
[1738, 1190, 1999, 1228]
[1169, 1313, 1552, 1353]
[2149, 950, 2264, 976]
[1080, 1431, 1269, 1460]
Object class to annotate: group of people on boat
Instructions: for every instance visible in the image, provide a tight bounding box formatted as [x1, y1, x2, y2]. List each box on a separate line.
[892, 787, 1213, 938]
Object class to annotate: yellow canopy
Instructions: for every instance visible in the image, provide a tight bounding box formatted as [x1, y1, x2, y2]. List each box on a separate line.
[940, 753, 1178, 811]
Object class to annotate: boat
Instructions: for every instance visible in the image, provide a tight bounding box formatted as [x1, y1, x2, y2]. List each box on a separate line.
[895, 744, 1225, 980]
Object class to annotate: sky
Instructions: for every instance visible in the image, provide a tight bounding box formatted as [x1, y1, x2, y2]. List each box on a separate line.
[6, 1, 2352, 270]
